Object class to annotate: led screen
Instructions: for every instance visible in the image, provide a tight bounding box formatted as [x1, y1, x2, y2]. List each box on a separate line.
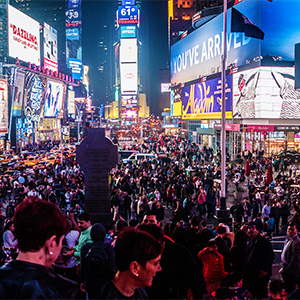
[120, 63, 138, 94]
[233, 66, 300, 119]
[181, 75, 232, 119]
[120, 26, 137, 38]
[121, 110, 137, 118]
[120, 38, 137, 63]
[8, 5, 40, 65]
[171, 0, 300, 85]
[12, 69, 25, 117]
[44, 80, 64, 117]
[118, 5, 138, 24]
[43, 23, 58, 73]
[0, 80, 9, 134]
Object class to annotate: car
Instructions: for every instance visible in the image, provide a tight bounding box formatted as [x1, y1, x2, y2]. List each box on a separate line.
[123, 153, 157, 164]
[277, 150, 300, 163]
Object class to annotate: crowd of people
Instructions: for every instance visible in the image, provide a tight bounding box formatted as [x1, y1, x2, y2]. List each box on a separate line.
[1, 134, 300, 299]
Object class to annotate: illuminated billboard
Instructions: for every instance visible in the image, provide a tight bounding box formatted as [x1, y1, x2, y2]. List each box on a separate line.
[66, 0, 82, 80]
[121, 95, 138, 107]
[68, 89, 75, 115]
[8, 5, 40, 65]
[121, 110, 138, 118]
[0, 80, 9, 134]
[44, 80, 64, 118]
[11, 69, 25, 117]
[120, 25, 137, 38]
[118, 5, 138, 25]
[120, 63, 138, 94]
[25, 74, 46, 117]
[120, 38, 137, 63]
[171, 0, 300, 85]
[233, 66, 300, 119]
[44, 23, 58, 73]
[181, 75, 232, 119]
[67, 58, 82, 80]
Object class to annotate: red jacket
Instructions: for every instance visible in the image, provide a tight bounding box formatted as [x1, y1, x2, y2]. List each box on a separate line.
[198, 247, 227, 283]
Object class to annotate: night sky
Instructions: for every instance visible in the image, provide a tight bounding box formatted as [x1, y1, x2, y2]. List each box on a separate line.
[82, 0, 169, 114]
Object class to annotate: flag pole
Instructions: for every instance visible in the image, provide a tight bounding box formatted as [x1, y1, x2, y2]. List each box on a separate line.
[221, 0, 227, 201]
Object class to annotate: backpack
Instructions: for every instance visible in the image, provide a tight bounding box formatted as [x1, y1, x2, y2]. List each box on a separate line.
[85, 244, 108, 274]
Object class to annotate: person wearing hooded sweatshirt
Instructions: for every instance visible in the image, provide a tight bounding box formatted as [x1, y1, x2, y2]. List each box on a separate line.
[80, 223, 116, 299]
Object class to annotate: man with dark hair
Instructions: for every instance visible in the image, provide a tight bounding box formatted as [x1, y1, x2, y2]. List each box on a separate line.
[279, 222, 300, 294]
[215, 225, 231, 272]
[244, 221, 274, 299]
[67, 211, 92, 264]
[142, 210, 158, 225]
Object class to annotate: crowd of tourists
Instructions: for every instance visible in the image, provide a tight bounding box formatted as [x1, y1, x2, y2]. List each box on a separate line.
[0, 134, 300, 299]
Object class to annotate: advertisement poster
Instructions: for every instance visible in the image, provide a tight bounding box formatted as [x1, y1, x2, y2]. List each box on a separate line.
[44, 80, 64, 118]
[66, 0, 82, 80]
[25, 74, 46, 122]
[120, 38, 137, 63]
[8, 5, 40, 65]
[233, 66, 300, 119]
[0, 80, 9, 134]
[68, 89, 75, 115]
[12, 69, 25, 117]
[182, 75, 232, 119]
[44, 23, 58, 73]
[120, 63, 138, 94]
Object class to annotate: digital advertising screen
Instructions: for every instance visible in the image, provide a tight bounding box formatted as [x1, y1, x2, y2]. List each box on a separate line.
[8, 5, 40, 65]
[233, 66, 300, 119]
[43, 23, 58, 73]
[11, 69, 25, 117]
[118, 5, 138, 25]
[120, 25, 137, 38]
[66, 0, 82, 80]
[181, 75, 233, 119]
[0, 80, 9, 134]
[120, 63, 138, 95]
[25, 74, 46, 116]
[171, 0, 300, 85]
[121, 110, 138, 119]
[68, 89, 75, 115]
[44, 80, 64, 118]
[120, 38, 137, 63]
[121, 95, 138, 107]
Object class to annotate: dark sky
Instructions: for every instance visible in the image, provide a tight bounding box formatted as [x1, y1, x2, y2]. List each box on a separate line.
[82, 0, 169, 113]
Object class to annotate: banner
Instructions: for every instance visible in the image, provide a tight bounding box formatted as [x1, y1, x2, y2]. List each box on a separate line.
[44, 23, 58, 73]
[0, 80, 9, 134]
[12, 68, 25, 117]
[182, 75, 232, 119]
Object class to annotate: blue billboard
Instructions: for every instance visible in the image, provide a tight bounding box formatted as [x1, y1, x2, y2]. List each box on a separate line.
[120, 25, 137, 38]
[171, 0, 300, 85]
[67, 58, 82, 80]
[118, 5, 138, 24]
[181, 75, 232, 119]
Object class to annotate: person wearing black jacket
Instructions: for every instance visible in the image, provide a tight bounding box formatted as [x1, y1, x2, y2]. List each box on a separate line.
[138, 223, 207, 299]
[244, 221, 274, 299]
[80, 223, 116, 299]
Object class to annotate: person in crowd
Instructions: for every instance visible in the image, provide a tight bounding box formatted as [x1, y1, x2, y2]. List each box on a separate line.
[278, 222, 300, 294]
[268, 279, 287, 300]
[227, 271, 253, 300]
[98, 227, 162, 299]
[2, 220, 18, 259]
[215, 225, 232, 272]
[198, 239, 227, 297]
[138, 222, 207, 300]
[244, 221, 274, 299]
[66, 212, 92, 264]
[80, 223, 116, 299]
[229, 229, 247, 273]
[0, 196, 77, 299]
[53, 221, 80, 281]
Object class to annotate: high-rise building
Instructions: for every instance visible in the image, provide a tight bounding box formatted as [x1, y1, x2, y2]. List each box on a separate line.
[168, 0, 195, 46]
